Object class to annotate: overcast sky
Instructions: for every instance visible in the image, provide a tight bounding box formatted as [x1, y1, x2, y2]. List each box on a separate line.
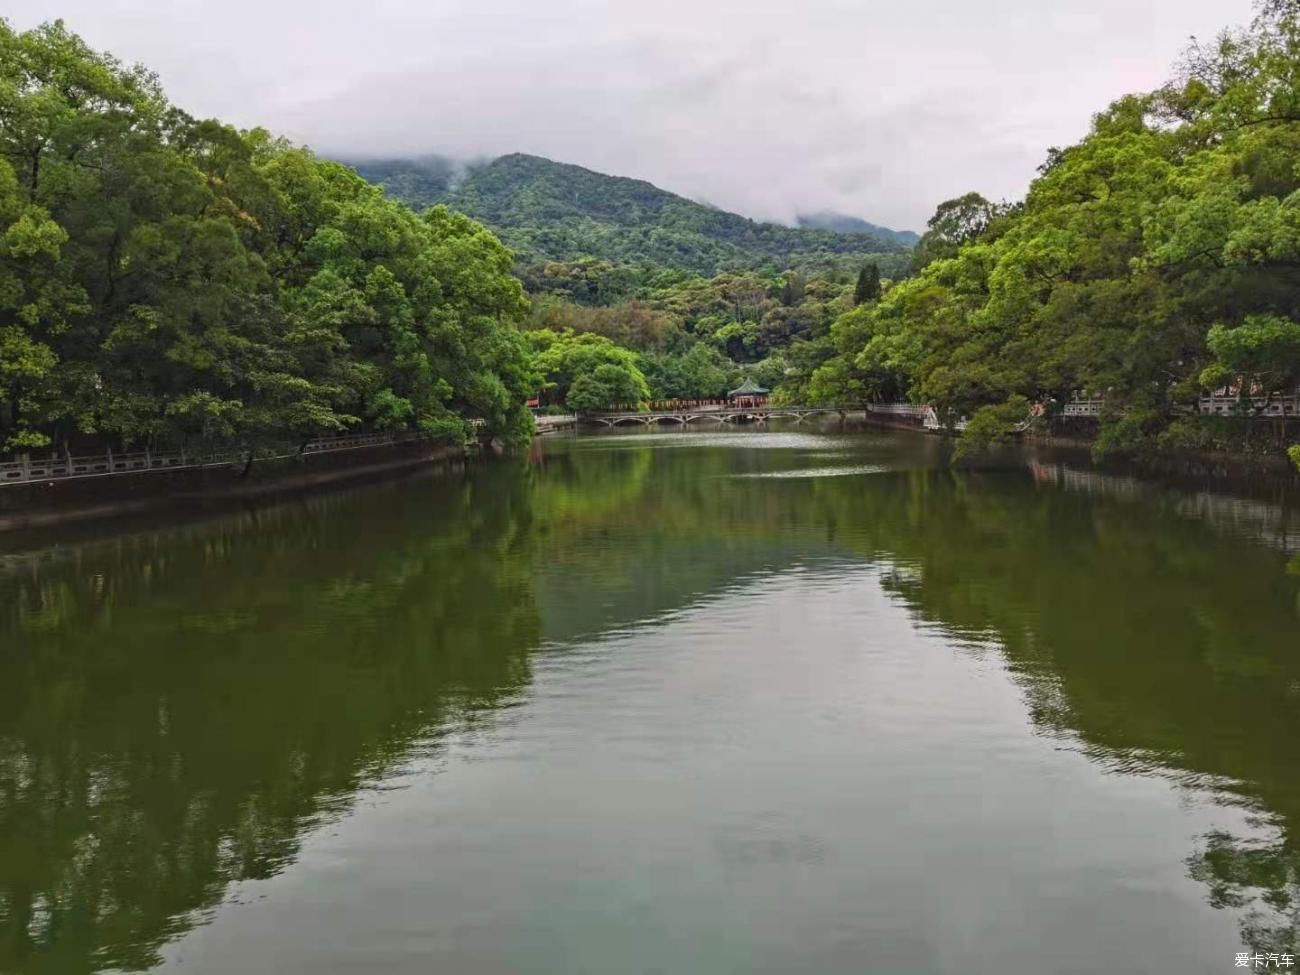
[12, 0, 1256, 229]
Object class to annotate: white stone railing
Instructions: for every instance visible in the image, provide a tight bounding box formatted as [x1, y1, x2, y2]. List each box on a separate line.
[866, 403, 929, 417]
[1062, 398, 1106, 417]
[1062, 395, 1299, 418]
[1197, 396, 1299, 417]
[0, 431, 421, 487]
[859, 395, 1300, 426]
[533, 414, 578, 431]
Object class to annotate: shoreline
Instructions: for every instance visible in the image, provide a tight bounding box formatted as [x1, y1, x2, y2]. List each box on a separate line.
[5, 417, 1296, 537]
[851, 413, 1299, 486]
[0, 441, 469, 534]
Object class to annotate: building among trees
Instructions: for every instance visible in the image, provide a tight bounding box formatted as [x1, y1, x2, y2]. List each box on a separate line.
[728, 379, 770, 408]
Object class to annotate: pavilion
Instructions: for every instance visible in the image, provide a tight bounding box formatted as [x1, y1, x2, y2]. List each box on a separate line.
[727, 378, 770, 409]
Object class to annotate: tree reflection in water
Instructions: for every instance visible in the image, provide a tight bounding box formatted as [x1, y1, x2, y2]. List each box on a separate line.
[1, 432, 1298, 970]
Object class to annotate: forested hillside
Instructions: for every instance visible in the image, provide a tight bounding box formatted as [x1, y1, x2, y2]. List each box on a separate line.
[346, 152, 904, 416]
[790, 0, 1300, 468]
[0, 21, 536, 454]
[349, 153, 910, 277]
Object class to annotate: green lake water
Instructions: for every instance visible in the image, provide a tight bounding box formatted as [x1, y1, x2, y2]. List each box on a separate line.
[2, 427, 1300, 974]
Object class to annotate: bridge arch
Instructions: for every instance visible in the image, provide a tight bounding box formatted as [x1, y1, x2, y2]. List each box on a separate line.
[577, 406, 854, 428]
[683, 414, 726, 424]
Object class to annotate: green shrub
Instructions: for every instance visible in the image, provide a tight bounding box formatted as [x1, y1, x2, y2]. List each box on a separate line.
[1091, 410, 1165, 461]
[953, 395, 1030, 464]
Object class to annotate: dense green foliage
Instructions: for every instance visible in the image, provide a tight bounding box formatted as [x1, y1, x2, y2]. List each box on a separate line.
[906, 192, 1012, 274]
[637, 343, 734, 402]
[352, 153, 911, 278]
[853, 263, 882, 305]
[527, 329, 650, 412]
[520, 265, 862, 404]
[950, 395, 1032, 464]
[795, 0, 1300, 464]
[0, 22, 536, 454]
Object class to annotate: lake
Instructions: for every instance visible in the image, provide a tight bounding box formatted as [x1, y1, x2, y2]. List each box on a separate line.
[2, 427, 1299, 974]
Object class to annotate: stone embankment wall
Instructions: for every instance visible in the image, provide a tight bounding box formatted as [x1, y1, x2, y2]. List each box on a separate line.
[0, 439, 467, 532]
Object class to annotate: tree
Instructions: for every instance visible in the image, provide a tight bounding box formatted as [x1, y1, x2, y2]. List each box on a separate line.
[675, 344, 731, 399]
[0, 158, 71, 449]
[749, 353, 791, 392]
[529, 329, 649, 408]
[909, 193, 1008, 272]
[566, 363, 650, 413]
[780, 272, 806, 306]
[853, 263, 882, 305]
[952, 395, 1032, 463]
[1201, 317, 1300, 404]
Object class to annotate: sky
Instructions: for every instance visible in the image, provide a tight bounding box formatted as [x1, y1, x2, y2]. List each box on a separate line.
[11, 0, 1257, 230]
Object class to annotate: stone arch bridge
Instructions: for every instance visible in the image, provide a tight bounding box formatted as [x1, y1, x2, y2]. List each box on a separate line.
[581, 407, 850, 428]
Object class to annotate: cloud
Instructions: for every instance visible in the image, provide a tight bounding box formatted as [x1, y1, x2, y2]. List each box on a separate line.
[8, 0, 1257, 229]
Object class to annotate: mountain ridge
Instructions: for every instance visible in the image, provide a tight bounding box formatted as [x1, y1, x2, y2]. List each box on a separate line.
[344, 152, 912, 276]
[796, 211, 920, 247]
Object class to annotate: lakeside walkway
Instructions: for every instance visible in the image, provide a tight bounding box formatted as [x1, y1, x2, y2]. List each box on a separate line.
[0, 432, 424, 487]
